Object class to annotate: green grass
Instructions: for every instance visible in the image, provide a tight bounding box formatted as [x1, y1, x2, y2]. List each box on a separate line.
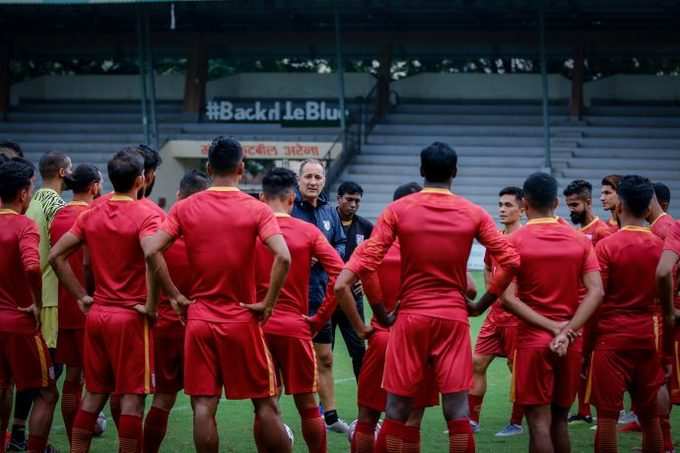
[47, 271, 679, 452]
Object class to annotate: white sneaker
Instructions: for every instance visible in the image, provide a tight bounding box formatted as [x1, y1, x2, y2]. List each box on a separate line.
[284, 424, 294, 447]
[327, 419, 350, 434]
[495, 424, 523, 437]
[347, 419, 358, 442]
[470, 420, 480, 433]
[93, 412, 107, 437]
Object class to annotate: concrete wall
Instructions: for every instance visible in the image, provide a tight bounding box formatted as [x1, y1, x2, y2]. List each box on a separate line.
[10, 72, 680, 104]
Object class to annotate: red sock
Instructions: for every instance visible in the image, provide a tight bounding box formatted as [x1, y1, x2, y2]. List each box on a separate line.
[660, 415, 672, 452]
[26, 435, 47, 453]
[577, 380, 592, 417]
[110, 395, 122, 430]
[61, 380, 83, 443]
[375, 419, 405, 453]
[352, 420, 377, 453]
[71, 409, 98, 453]
[447, 419, 475, 453]
[118, 414, 142, 453]
[468, 394, 483, 423]
[300, 407, 326, 453]
[401, 424, 420, 453]
[510, 402, 524, 425]
[143, 407, 170, 453]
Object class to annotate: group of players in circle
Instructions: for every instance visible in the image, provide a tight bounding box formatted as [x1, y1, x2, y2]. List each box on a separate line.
[0, 137, 678, 453]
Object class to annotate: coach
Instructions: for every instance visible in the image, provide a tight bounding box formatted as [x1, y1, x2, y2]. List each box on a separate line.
[292, 159, 349, 433]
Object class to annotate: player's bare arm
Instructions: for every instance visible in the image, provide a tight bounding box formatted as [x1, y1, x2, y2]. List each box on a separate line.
[334, 268, 373, 338]
[304, 234, 345, 332]
[17, 258, 42, 325]
[142, 231, 190, 318]
[243, 233, 290, 322]
[49, 231, 92, 313]
[361, 270, 396, 327]
[656, 250, 679, 361]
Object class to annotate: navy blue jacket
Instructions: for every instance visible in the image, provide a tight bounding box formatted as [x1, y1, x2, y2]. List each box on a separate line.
[292, 190, 346, 313]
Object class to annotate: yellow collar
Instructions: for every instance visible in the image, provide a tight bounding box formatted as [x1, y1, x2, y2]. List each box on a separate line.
[580, 217, 600, 231]
[274, 212, 291, 218]
[0, 208, 18, 215]
[68, 201, 89, 207]
[651, 212, 667, 226]
[111, 194, 135, 202]
[207, 186, 240, 192]
[621, 225, 651, 233]
[421, 187, 453, 195]
[527, 217, 559, 225]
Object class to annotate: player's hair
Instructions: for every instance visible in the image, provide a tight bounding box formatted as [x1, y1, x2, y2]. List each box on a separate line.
[337, 181, 364, 197]
[499, 186, 524, 202]
[653, 182, 671, 205]
[601, 174, 622, 191]
[69, 164, 101, 194]
[262, 167, 297, 199]
[107, 148, 144, 193]
[299, 159, 325, 176]
[0, 140, 23, 158]
[208, 136, 243, 175]
[420, 142, 457, 183]
[179, 170, 210, 199]
[38, 151, 70, 180]
[562, 179, 592, 199]
[618, 175, 654, 218]
[523, 172, 558, 211]
[393, 182, 422, 201]
[137, 144, 162, 172]
[0, 158, 34, 202]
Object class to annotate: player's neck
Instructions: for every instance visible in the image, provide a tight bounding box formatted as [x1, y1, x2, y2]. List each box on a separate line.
[266, 199, 292, 215]
[423, 181, 451, 190]
[503, 221, 521, 234]
[114, 187, 140, 200]
[211, 174, 240, 189]
[619, 212, 646, 228]
[72, 193, 93, 204]
[41, 178, 63, 194]
[526, 208, 554, 220]
[582, 210, 596, 226]
[337, 207, 354, 222]
[647, 202, 664, 224]
[0, 201, 23, 214]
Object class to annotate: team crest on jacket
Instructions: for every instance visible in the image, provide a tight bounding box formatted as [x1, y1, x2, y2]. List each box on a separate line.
[356, 234, 365, 244]
[323, 220, 331, 231]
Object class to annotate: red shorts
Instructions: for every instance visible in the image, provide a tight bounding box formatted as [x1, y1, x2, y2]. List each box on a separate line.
[383, 315, 471, 397]
[264, 333, 317, 395]
[154, 319, 185, 394]
[588, 349, 664, 417]
[358, 330, 439, 412]
[0, 331, 54, 391]
[83, 307, 154, 395]
[184, 319, 276, 399]
[671, 329, 680, 405]
[56, 329, 84, 367]
[513, 345, 581, 408]
[474, 317, 518, 359]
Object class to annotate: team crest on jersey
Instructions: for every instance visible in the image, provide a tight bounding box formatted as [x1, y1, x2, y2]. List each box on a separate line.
[323, 220, 331, 231]
[356, 234, 365, 244]
[585, 233, 593, 240]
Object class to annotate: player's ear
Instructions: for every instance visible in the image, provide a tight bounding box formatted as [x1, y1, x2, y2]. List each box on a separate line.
[206, 162, 214, 177]
[236, 161, 245, 176]
[419, 165, 425, 178]
[451, 165, 457, 179]
[258, 192, 265, 202]
[552, 197, 559, 210]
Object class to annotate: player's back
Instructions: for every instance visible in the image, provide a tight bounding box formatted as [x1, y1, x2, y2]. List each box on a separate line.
[510, 218, 596, 345]
[0, 211, 40, 332]
[74, 195, 160, 308]
[255, 215, 319, 334]
[594, 227, 663, 350]
[167, 188, 279, 322]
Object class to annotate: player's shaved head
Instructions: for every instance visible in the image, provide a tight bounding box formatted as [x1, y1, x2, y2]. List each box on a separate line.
[38, 151, 71, 180]
[618, 175, 654, 219]
[563, 180, 592, 200]
[108, 148, 144, 193]
[653, 182, 671, 209]
[208, 136, 243, 175]
[0, 140, 23, 158]
[420, 142, 457, 183]
[0, 158, 34, 203]
[393, 182, 422, 201]
[523, 172, 558, 211]
[262, 167, 297, 200]
[179, 170, 210, 199]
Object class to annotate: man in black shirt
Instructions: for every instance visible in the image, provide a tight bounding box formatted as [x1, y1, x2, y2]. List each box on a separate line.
[334, 181, 373, 379]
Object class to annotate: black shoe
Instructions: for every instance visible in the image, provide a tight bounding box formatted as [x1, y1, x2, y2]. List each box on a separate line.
[567, 414, 593, 424]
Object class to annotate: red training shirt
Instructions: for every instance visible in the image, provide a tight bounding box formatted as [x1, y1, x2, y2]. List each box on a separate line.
[70, 195, 162, 309]
[50, 201, 89, 329]
[580, 217, 613, 245]
[161, 187, 281, 323]
[484, 240, 520, 328]
[0, 210, 41, 334]
[593, 226, 663, 351]
[346, 188, 520, 323]
[508, 217, 600, 347]
[158, 237, 192, 325]
[663, 220, 680, 310]
[358, 241, 402, 333]
[255, 213, 344, 339]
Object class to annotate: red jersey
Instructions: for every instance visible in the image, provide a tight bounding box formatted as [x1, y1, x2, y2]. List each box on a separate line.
[255, 214, 343, 339]
[593, 226, 663, 351]
[161, 187, 281, 323]
[580, 217, 613, 245]
[508, 217, 600, 347]
[0, 210, 41, 334]
[159, 238, 192, 323]
[663, 220, 680, 310]
[50, 201, 89, 329]
[359, 242, 401, 333]
[484, 245, 519, 327]
[607, 217, 619, 232]
[651, 212, 674, 240]
[70, 195, 162, 309]
[346, 188, 519, 323]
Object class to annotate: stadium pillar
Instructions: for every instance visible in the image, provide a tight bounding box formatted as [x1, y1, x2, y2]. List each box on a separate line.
[144, 14, 160, 150]
[334, 2, 347, 133]
[137, 6, 151, 146]
[539, 5, 552, 172]
[570, 45, 585, 120]
[0, 38, 9, 120]
[183, 36, 208, 119]
[376, 43, 393, 121]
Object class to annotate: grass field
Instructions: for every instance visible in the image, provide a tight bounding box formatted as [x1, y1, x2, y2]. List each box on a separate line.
[46, 271, 679, 452]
